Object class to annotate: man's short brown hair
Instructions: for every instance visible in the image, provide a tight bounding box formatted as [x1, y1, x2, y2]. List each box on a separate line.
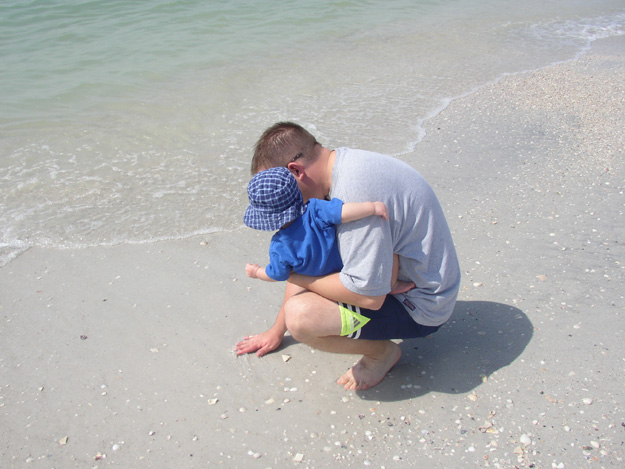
[251, 122, 319, 174]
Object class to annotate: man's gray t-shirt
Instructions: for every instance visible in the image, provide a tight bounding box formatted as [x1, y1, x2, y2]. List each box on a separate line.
[330, 147, 460, 326]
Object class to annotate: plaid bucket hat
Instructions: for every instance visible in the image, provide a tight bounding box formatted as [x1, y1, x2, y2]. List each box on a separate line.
[244, 167, 304, 231]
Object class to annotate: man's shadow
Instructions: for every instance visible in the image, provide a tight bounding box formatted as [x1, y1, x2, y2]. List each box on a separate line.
[357, 300, 533, 401]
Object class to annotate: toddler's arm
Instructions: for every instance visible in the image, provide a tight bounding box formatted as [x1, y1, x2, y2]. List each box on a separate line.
[246, 263, 277, 282]
[338, 201, 413, 294]
[341, 201, 388, 223]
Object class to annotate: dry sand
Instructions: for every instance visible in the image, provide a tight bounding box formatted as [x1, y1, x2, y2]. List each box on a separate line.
[1, 35, 624, 468]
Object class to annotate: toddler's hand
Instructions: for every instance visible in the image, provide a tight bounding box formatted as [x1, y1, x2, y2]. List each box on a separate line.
[373, 201, 389, 220]
[246, 263, 261, 279]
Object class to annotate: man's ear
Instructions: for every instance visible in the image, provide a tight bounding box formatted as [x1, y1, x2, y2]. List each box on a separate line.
[286, 162, 304, 179]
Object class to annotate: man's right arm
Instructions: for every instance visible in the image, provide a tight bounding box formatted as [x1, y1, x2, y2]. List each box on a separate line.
[289, 272, 386, 310]
[235, 280, 312, 356]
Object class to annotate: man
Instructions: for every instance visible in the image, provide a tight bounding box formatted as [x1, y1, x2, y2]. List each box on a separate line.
[235, 122, 461, 390]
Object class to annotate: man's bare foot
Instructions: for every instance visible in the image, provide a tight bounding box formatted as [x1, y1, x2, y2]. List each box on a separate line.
[336, 341, 401, 390]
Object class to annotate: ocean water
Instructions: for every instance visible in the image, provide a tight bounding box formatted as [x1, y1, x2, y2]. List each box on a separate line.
[1, 0, 624, 265]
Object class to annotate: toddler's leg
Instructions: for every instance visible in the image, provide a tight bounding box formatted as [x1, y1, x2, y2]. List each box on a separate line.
[390, 254, 415, 294]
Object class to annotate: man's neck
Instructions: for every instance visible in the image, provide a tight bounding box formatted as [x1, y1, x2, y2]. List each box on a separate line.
[321, 147, 336, 199]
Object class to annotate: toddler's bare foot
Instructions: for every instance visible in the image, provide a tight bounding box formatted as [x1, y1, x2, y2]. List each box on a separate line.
[390, 280, 415, 295]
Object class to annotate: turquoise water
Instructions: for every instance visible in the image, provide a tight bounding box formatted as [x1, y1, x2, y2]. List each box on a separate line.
[1, 0, 624, 265]
[0, 0, 461, 125]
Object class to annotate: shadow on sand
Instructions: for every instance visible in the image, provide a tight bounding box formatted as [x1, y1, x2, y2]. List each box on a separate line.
[357, 300, 533, 401]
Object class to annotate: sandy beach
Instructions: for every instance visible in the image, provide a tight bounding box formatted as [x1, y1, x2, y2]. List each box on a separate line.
[1, 35, 624, 468]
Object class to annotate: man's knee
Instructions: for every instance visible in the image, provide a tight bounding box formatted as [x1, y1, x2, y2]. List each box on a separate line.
[284, 295, 314, 340]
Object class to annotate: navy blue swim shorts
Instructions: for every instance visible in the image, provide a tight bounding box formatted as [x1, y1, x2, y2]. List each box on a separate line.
[338, 294, 442, 340]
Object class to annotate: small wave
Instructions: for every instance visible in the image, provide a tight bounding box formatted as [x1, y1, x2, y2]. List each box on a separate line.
[550, 12, 625, 42]
[0, 240, 32, 267]
[0, 226, 246, 267]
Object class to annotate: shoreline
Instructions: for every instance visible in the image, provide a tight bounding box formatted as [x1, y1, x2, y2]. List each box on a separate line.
[406, 31, 624, 157]
[2, 28, 622, 269]
[1, 35, 624, 467]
